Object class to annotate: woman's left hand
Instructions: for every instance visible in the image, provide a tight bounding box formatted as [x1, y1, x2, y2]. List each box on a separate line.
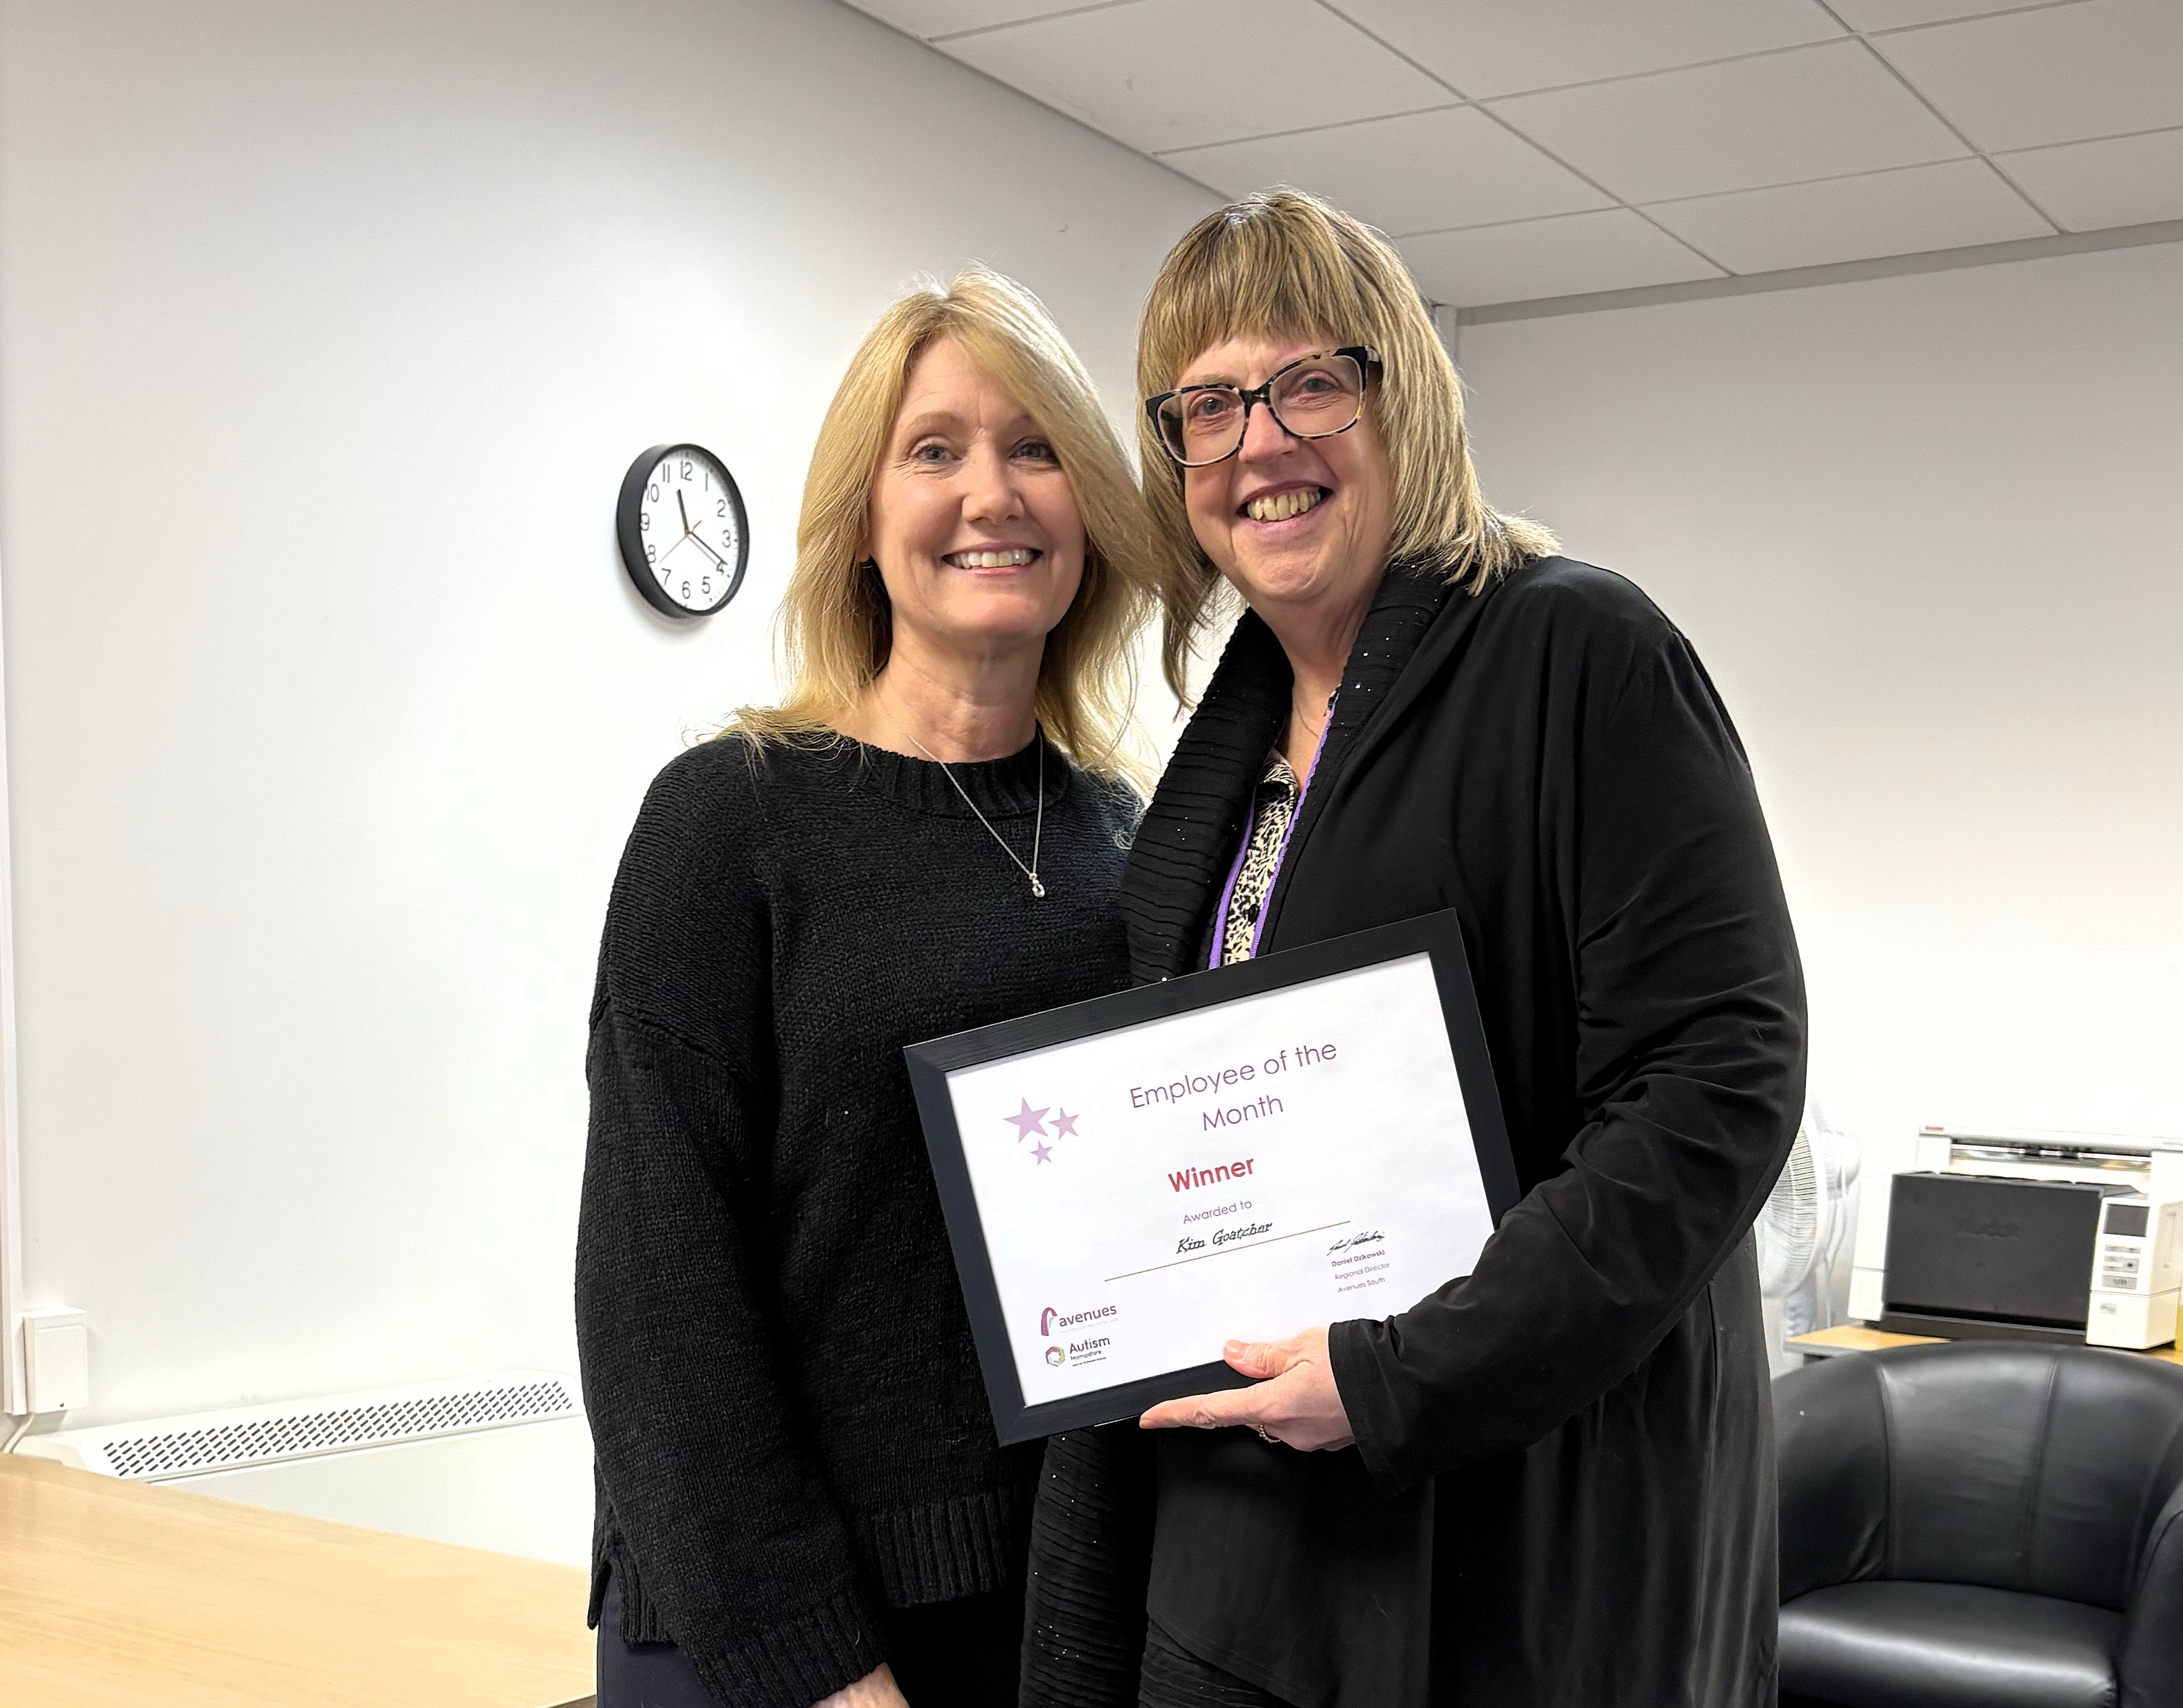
[1138, 1326, 1355, 1451]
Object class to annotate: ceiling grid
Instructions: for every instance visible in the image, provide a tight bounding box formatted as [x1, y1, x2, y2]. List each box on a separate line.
[1808, 0, 2066, 232]
[1304, 2, 1746, 285]
[846, 0, 2183, 311]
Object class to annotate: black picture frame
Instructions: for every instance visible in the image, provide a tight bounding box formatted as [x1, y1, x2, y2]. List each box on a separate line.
[905, 909, 1520, 1444]
[615, 442, 750, 620]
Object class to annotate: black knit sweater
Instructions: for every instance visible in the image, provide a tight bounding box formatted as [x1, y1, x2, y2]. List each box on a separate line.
[576, 730, 1137, 1708]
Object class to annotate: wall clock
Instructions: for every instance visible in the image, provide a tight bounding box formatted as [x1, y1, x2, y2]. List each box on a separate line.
[616, 443, 748, 619]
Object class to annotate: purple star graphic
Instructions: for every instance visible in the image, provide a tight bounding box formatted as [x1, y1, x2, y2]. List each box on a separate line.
[1052, 1110, 1079, 1138]
[1005, 1099, 1049, 1141]
[1032, 1140, 1054, 1164]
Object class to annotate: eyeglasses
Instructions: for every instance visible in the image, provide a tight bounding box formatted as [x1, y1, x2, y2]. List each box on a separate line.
[1145, 346, 1380, 468]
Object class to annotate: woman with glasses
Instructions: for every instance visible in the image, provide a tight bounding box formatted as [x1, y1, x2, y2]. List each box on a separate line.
[577, 268, 1157, 1708]
[1019, 191, 1806, 1707]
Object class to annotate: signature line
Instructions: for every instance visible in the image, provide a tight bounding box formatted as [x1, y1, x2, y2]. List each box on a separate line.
[1104, 1220, 1350, 1283]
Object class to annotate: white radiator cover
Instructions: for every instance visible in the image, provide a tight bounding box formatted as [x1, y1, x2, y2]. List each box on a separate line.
[19, 1370, 594, 1566]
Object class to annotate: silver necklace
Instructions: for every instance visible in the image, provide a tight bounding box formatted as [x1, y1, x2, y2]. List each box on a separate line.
[1291, 687, 1333, 744]
[902, 724, 1045, 898]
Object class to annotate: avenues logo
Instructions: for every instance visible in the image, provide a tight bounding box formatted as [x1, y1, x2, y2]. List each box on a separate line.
[1040, 1304, 1116, 1337]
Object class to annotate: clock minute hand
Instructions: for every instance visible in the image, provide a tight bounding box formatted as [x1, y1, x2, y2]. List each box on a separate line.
[688, 533, 731, 570]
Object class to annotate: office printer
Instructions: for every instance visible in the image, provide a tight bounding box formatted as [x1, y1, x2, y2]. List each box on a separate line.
[1848, 1126, 2183, 1348]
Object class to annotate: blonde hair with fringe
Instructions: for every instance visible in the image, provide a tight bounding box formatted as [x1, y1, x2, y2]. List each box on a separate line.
[1137, 188, 1557, 700]
[731, 267, 1157, 781]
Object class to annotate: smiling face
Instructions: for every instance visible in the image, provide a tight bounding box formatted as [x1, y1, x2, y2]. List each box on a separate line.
[865, 336, 1086, 668]
[1177, 331, 1393, 629]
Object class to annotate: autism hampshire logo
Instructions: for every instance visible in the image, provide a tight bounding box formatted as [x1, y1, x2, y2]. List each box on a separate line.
[1004, 1098, 1079, 1164]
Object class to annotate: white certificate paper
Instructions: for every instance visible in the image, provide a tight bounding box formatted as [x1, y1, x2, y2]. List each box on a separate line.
[907, 916, 1517, 1439]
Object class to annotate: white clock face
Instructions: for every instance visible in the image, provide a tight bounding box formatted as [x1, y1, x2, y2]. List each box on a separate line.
[634, 448, 744, 614]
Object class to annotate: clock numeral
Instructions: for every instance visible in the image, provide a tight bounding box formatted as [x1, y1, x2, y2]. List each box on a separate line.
[715, 498, 727, 516]
[647, 483, 659, 502]
[680, 581, 693, 601]
[680, 459, 693, 480]
[701, 577, 711, 596]
[644, 543, 656, 564]
[638, 510, 649, 531]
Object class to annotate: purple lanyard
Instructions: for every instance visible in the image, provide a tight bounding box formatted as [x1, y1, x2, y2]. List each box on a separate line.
[1207, 693, 1337, 969]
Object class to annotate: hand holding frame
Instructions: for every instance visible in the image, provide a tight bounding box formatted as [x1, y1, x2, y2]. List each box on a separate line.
[1138, 1325, 1355, 1451]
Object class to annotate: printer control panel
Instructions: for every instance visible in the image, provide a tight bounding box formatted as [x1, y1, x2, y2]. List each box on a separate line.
[2100, 1201, 2150, 1291]
[2087, 1196, 2183, 1349]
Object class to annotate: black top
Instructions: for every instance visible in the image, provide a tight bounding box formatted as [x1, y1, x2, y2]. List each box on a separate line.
[1022, 559, 1806, 1708]
[577, 731, 1136, 1708]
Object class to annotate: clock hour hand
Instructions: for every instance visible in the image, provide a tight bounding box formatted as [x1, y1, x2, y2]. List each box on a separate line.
[675, 488, 693, 538]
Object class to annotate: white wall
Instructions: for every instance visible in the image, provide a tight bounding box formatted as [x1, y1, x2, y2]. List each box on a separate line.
[1458, 243, 2183, 1184]
[0, 0, 1210, 1428]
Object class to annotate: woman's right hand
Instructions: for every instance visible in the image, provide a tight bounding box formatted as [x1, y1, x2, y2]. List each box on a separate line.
[814, 1663, 910, 1708]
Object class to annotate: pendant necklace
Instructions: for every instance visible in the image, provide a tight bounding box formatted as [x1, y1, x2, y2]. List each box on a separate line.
[902, 724, 1046, 898]
[1290, 686, 1334, 771]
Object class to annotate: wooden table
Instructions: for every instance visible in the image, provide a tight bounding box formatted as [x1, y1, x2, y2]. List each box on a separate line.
[1791, 1322, 2183, 1366]
[0, 1453, 594, 1707]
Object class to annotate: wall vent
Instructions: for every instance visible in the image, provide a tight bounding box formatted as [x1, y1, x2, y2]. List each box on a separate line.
[18, 1369, 579, 1481]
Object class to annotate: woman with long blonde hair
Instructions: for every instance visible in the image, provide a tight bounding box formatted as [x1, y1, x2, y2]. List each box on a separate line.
[577, 268, 1156, 1708]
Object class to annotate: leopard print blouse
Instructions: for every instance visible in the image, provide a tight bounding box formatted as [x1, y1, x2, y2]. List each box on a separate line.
[1217, 748, 1302, 966]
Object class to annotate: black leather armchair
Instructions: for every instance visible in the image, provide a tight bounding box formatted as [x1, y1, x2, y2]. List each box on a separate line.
[1775, 1342, 2183, 1708]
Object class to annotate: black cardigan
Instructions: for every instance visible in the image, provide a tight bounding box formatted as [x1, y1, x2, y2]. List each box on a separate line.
[577, 733, 1135, 1708]
[1023, 559, 1806, 1708]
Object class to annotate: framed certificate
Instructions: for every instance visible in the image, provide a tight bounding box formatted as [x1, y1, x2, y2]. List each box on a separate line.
[905, 911, 1520, 1444]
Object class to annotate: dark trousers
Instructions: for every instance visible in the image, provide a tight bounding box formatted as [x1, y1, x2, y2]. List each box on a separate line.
[1139, 1620, 1292, 1707]
[596, 1567, 1024, 1708]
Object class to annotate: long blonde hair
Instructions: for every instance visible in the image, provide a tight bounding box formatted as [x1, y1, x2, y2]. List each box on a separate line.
[730, 267, 1157, 780]
[1136, 189, 1557, 700]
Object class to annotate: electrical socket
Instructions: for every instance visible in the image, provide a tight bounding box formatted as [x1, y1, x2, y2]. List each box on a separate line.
[23, 1308, 88, 1414]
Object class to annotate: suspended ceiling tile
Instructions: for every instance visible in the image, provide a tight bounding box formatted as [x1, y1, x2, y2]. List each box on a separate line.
[1996, 127, 2183, 231]
[1645, 158, 2049, 273]
[842, 0, 1092, 40]
[1873, 0, 2183, 152]
[1830, 0, 2035, 25]
[1159, 106, 1613, 238]
[1399, 209, 1722, 307]
[938, 0, 1448, 155]
[1489, 39, 1964, 202]
[1324, 0, 1843, 98]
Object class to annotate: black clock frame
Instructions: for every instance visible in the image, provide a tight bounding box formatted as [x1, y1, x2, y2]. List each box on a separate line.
[616, 442, 749, 620]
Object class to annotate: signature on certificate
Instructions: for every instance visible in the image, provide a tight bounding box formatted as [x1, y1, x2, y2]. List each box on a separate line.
[1327, 1229, 1386, 1254]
